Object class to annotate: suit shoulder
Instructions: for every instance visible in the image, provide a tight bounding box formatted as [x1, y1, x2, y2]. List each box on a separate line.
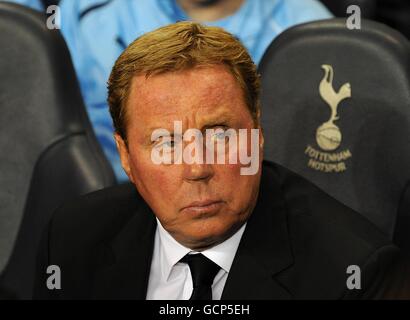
[263, 161, 392, 251]
[263, 162, 397, 298]
[49, 183, 143, 252]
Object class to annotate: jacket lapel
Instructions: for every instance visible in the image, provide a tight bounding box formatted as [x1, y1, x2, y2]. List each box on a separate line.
[92, 199, 157, 300]
[222, 165, 294, 299]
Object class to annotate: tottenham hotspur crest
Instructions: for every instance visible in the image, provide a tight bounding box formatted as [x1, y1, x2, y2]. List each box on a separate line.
[305, 65, 353, 173]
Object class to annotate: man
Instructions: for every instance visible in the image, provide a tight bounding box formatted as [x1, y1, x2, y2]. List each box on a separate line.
[34, 22, 397, 300]
[5, 0, 330, 182]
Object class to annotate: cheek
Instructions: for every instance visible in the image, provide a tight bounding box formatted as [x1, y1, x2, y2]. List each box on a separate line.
[128, 150, 180, 205]
[215, 163, 258, 203]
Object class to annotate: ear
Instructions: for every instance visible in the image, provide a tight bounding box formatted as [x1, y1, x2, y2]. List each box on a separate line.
[114, 133, 134, 183]
[255, 109, 264, 149]
[259, 125, 264, 149]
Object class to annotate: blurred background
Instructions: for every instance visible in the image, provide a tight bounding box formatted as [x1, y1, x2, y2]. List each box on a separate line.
[14, 0, 410, 38]
[25, 0, 410, 37]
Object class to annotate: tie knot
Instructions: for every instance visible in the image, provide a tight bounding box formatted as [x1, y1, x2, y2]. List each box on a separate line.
[180, 253, 220, 287]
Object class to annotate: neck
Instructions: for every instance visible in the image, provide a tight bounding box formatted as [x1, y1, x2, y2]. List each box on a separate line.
[177, 0, 245, 22]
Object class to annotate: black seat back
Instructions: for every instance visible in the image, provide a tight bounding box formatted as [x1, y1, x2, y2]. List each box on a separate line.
[0, 3, 116, 298]
[259, 19, 410, 246]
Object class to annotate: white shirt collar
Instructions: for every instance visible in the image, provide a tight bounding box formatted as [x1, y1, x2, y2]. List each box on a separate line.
[156, 218, 247, 281]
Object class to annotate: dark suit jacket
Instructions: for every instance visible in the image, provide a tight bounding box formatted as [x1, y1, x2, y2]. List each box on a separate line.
[33, 161, 398, 299]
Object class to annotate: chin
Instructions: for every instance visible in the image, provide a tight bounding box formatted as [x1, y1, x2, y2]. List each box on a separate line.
[181, 217, 242, 249]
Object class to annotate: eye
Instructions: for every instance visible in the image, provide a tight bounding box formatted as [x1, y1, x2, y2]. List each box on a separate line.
[210, 127, 235, 144]
[162, 140, 175, 148]
[211, 131, 226, 142]
[154, 138, 175, 150]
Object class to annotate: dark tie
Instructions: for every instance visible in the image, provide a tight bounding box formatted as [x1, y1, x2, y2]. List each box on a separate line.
[180, 253, 221, 300]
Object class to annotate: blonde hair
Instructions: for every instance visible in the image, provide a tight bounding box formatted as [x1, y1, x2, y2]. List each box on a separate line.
[107, 21, 261, 141]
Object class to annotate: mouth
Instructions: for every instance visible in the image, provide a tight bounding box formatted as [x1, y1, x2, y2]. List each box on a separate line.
[181, 200, 224, 216]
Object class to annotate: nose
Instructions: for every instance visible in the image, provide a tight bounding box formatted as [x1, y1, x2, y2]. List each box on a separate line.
[184, 163, 214, 182]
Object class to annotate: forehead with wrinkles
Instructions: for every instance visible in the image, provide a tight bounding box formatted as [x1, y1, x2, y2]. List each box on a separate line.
[125, 65, 250, 135]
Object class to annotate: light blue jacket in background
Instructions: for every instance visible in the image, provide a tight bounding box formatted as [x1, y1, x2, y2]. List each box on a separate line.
[2, 0, 332, 181]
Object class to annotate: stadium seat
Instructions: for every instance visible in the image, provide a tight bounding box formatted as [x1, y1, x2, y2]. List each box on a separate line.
[0, 3, 116, 299]
[259, 19, 410, 248]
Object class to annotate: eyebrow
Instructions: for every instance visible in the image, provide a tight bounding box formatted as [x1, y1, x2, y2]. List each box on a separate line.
[200, 111, 234, 129]
[202, 121, 230, 131]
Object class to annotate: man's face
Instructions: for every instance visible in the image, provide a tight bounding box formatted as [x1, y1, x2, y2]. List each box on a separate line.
[116, 65, 263, 250]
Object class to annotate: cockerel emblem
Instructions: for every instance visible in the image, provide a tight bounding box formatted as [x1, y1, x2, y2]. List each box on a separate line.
[316, 65, 351, 151]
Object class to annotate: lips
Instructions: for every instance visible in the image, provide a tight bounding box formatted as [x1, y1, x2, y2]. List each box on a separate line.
[181, 200, 224, 215]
